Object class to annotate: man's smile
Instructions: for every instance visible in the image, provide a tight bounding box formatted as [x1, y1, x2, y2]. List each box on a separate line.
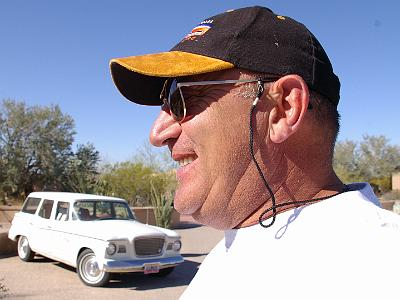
[178, 155, 197, 167]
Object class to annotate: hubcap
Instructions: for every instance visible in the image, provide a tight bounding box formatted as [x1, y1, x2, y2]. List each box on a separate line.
[18, 237, 29, 258]
[80, 253, 104, 283]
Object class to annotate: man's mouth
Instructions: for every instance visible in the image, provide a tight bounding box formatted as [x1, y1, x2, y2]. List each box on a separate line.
[178, 155, 197, 167]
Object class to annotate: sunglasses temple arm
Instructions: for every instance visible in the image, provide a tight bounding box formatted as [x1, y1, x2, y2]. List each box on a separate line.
[179, 87, 186, 121]
[177, 79, 259, 88]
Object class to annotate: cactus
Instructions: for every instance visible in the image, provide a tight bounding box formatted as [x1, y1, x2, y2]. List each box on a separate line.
[150, 180, 174, 229]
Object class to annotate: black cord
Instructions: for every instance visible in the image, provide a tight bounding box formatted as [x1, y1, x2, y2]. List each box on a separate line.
[249, 103, 277, 228]
[249, 81, 348, 228]
[258, 191, 349, 224]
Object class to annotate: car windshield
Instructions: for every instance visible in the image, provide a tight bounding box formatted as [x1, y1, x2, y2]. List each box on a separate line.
[73, 200, 135, 221]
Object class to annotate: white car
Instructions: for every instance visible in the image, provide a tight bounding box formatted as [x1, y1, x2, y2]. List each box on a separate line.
[8, 192, 183, 287]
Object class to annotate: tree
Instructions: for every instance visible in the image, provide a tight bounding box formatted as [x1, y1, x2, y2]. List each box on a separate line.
[96, 161, 156, 206]
[0, 99, 100, 200]
[64, 143, 100, 193]
[95, 142, 177, 206]
[358, 135, 400, 179]
[334, 135, 400, 193]
[333, 140, 362, 183]
[0, 100, 76, 197]
[95, 153, 177, 207]
[134, 141, 178, 172]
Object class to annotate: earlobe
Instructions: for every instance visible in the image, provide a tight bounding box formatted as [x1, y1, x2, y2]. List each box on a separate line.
[267, 75, 309, 144]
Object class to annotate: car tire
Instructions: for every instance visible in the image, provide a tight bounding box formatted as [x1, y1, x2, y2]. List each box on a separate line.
[149, 266, 175, 277]
[77, 249, 110, 287]
[17, 236, 35, 262]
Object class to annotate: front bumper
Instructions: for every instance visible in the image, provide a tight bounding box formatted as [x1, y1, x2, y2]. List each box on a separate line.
[103, 255, 184, 273]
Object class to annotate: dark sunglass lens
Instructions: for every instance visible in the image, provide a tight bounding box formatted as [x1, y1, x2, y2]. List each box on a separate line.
[168, 80, 185, 121]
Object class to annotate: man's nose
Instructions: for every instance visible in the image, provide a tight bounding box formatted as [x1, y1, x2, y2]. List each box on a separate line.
[149, 109, 182, 147]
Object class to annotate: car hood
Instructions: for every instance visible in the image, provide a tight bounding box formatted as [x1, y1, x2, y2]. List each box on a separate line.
[74, 220, 180, 241]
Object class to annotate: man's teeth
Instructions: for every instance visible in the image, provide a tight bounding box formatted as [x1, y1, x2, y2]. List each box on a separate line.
[179, 157, 195, 167]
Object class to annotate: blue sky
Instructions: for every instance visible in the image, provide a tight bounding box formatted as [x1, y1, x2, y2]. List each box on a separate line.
[1, 1, 399, 162]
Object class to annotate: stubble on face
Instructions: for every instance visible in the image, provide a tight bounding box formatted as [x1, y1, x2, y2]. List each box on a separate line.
[170, 69, 275, 229]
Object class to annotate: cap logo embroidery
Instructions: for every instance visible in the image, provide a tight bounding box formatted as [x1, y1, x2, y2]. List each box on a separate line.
[183, 20, 213, 41]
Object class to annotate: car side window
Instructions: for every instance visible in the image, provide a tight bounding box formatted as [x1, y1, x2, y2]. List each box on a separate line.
[21, 197, 41, 214]
[55, 201, 69, 221]
[38, 199, 54, 219]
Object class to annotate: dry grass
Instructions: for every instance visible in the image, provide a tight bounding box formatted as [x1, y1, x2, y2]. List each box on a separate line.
[0, 278, 9, 299]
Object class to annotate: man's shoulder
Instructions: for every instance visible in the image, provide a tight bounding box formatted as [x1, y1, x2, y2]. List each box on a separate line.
[344, 182, 400, 223]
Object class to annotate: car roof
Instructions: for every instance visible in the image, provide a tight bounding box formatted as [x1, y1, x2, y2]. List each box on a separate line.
[27, 192, 127, 203]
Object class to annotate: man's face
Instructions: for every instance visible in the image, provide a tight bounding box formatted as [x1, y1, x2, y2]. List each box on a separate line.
[150, 69, 271, 229]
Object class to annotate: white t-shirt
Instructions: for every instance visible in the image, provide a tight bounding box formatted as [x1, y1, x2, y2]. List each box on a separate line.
[180, 183, 400, 300]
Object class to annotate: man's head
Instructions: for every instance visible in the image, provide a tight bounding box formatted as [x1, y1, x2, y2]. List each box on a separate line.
[110, 6, 341, 229]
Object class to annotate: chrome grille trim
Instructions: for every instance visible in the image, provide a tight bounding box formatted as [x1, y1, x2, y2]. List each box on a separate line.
[134, 237, 165, 257]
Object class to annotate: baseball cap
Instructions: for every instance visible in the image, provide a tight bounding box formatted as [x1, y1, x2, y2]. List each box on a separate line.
[110, 6, 340, 106]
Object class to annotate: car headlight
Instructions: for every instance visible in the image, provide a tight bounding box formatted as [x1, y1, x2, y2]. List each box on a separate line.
[172, 240, 182, 251]
[106, 243, 117, 255]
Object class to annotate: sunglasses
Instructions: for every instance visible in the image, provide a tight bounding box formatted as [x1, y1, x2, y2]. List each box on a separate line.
[160, 76, 280, 122]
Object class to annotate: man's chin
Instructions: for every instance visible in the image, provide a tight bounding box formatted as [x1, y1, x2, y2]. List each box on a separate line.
[173, 197, 202, 215]
[190, 210, 229, 229]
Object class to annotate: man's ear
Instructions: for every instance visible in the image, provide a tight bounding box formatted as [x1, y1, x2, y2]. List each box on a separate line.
[267, 75, 309, 143]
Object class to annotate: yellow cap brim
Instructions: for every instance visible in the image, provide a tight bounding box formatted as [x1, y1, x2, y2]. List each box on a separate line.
[110, 51, 234, 105]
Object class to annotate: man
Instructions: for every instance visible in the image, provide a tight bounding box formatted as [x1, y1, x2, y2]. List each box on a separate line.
[110, 6, 400, 300]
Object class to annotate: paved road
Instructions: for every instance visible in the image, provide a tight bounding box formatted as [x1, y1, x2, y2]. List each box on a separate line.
[0, 224, 223, 300]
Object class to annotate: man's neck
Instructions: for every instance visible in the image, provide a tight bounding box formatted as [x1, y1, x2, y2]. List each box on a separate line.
[235, 166, 346, 229]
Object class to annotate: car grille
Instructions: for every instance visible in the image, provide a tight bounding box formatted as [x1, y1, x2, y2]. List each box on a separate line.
[134, 237, 165, 256]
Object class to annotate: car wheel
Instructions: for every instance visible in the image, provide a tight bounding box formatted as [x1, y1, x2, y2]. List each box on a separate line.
[17, 236, 35, 262]
[77, 249, 110, 287]
[149, 267, 175, 277]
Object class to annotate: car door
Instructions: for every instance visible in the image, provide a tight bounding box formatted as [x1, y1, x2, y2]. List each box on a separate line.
[17, 197, 42, 251]
[50, 201, 73, 263]
[32, 199, 56, 256]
